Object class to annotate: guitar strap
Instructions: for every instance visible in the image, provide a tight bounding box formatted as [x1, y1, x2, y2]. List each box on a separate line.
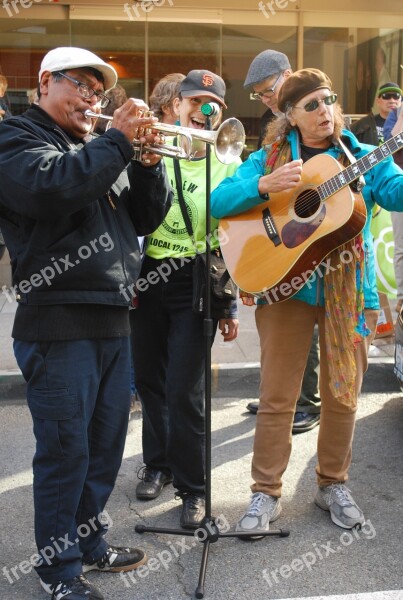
[336, 137, 366, 192]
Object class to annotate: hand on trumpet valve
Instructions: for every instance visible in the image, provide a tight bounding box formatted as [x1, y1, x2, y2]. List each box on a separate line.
[110, 98, 161, 164]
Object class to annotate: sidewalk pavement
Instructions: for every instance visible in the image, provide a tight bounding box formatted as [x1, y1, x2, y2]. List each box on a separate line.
[0, 295, 398, 399]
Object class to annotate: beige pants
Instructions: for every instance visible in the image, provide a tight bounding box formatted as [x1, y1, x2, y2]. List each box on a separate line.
[251, 300, 379, 497]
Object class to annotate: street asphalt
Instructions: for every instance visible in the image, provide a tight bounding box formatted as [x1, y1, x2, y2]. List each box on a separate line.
[0, 298, 402, 600]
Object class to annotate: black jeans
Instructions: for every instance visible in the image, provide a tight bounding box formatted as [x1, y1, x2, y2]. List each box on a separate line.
[131, 255, 217, 496]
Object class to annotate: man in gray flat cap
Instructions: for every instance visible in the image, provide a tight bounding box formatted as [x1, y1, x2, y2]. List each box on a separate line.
[243, 49, 321, 434]
[244, 49, 292, 147]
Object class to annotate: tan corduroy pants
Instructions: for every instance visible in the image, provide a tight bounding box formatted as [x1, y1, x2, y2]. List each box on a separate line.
[251, 299, 379, 497]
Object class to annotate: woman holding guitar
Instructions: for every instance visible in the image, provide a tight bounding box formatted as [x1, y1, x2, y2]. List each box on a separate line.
[211, 68, 403, 536]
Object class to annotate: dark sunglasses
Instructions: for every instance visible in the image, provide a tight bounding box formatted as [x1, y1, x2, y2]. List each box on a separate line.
[380, 92, 401, 100]
[294, 93, 338, 113]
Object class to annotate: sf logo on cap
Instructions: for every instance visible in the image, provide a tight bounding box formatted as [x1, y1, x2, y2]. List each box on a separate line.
[202, 74, 215, 87]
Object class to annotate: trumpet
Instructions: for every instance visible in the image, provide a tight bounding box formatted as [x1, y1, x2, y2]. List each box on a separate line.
[84, 109, 245, 165]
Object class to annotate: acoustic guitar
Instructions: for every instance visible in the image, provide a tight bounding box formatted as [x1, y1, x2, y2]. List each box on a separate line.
[219, 132, 403, 303]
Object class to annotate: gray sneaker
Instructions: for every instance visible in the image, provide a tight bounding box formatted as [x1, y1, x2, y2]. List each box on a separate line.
[315, 483, 365, 529]
[236, 492, 281, 536]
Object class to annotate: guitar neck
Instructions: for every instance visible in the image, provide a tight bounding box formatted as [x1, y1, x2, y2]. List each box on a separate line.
[319, 131, 403, 200]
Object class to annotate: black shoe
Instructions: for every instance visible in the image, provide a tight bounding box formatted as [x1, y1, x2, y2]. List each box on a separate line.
[178, 493, 205, 529]
[136, 466, 173, 500]
[292, 412, 320, 434]
[82, 545, 147, 573]
[246, 401, 259, 414]
[40, 574, 104, 599]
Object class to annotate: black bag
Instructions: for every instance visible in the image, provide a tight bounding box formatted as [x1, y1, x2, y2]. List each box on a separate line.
[173, 158, 237, 319]
[192, 250, 237, 319]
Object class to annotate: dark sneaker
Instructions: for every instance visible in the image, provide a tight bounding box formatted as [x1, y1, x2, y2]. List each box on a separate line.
[236, 492, 281, 537]
[315, 483, 365, 529]
[292, 412, 320, 433]
[136, 466, 173, 500]
[246, 401, 259, 414]
[40, 574, 104, 599]
[177, 493, 205, 529]
[82, 545, 147, 573]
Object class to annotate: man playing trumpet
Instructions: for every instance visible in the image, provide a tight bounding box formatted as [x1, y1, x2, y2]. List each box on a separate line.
[0, 46, 172, 600]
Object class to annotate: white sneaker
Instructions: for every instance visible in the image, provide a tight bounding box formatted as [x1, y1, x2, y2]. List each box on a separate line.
[315, 483, 365, 529]
[236, 492, 281, 537]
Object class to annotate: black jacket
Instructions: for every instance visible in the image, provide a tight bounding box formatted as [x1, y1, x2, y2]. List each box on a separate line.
[350, 113, 379, 146]
[0, 105, 172, 306]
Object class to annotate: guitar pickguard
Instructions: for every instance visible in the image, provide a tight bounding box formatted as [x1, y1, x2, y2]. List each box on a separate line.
[281, 205, 326, 248]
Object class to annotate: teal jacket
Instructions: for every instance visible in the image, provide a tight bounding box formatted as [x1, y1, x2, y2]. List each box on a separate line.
[211, 128, 403, 309]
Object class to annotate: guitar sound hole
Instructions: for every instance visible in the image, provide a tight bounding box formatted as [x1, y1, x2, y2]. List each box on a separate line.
[294, 189, 321, 219]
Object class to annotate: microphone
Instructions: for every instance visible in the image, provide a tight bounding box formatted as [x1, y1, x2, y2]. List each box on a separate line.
[201, 102, 221, 117]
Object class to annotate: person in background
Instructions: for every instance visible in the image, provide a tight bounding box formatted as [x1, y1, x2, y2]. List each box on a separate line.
[0, 74, 12, 120]
[352, 82, 402, 145]
[93, 83, 128, 134]
[0, 46, 172, 600]
[149, 72, 185, 125]
[384, 98, 403, 312]
[131, 69, 240, 529]
[211, 68, 403, 536]
[27, 87, 39, 105]
[243, 49, 321, 433]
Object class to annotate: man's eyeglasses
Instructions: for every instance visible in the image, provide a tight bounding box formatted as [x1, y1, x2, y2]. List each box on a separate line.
[250, 72, 284, 101]
[56, 72, 110, 109]
[293, 93, 338, 113]
[380, 92, 401, 101]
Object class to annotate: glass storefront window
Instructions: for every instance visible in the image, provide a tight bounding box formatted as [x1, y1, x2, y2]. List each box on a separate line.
[222, 25, 297, 153]
[304, 27, 403, 115]
[0, 16, 70, 114]
[148, 21, 221, 97]
[70, 20, 146, 99]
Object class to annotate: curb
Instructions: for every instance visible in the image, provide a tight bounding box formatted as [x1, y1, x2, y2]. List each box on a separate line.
[0, 363, 262, 402]
[0, 369, 26, 400]
[0, 357, 396, 401]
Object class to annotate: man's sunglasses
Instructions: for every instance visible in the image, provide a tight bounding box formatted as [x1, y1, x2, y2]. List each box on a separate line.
[293, 93, 338, 113]
[380, 92, 401, 101]
[250, 72, 284, 101]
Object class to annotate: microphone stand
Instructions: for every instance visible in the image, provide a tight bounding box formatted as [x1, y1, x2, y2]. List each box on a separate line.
[135, 108, 289, 599]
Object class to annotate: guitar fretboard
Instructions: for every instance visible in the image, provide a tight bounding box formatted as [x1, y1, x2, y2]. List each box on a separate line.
[318, 132, 403, 200]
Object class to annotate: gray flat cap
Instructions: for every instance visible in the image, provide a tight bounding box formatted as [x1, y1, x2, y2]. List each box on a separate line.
[244, 50, 291, 88]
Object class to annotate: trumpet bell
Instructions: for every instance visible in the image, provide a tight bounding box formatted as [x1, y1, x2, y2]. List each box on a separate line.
[215, 118, 246, 165]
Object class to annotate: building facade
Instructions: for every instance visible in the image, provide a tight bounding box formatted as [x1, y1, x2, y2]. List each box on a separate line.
[0, 0, 402, 138]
